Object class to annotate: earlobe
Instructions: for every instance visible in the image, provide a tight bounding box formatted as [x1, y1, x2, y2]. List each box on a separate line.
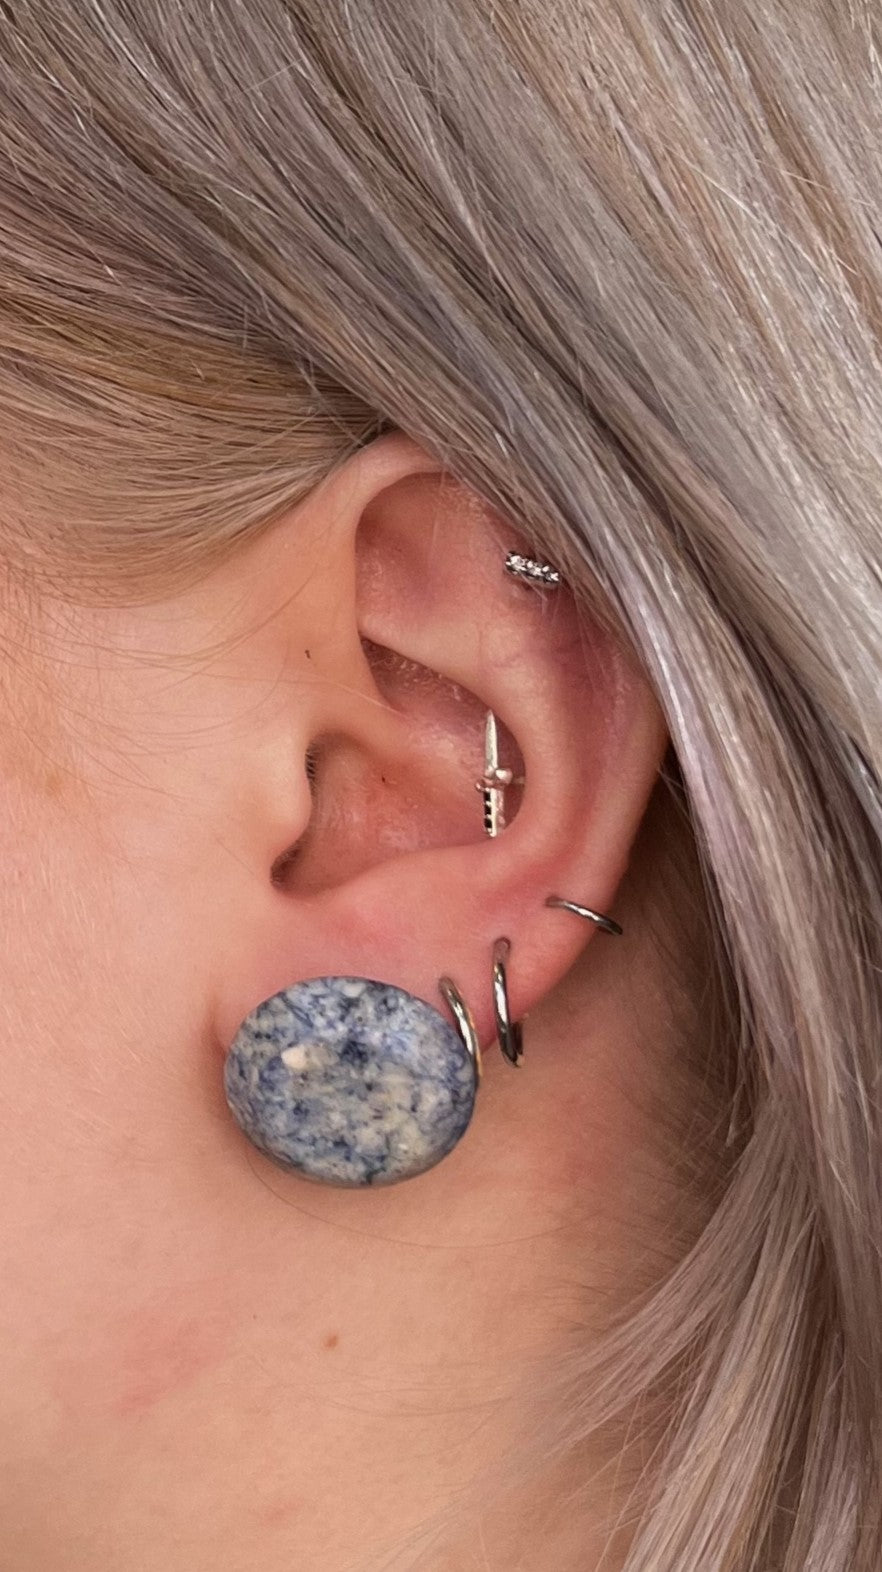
[214, 431, 669, 1188]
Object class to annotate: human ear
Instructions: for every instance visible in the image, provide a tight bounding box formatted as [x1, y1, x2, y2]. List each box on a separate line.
[213, 429, 669, 1182]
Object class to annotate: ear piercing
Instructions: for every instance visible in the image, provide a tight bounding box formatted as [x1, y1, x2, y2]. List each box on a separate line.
[478, 545, 561, 835]
[504, 551, 563, 588]
[222, 890, 621, 1187]
[221, 943, 520, 1188]
[488, 900, 623, 1083]
[221, 540, 620, 1186]
[224, 974, 481, 1187]
[492, 938, 523, 1067]
[545, 895, 623, 937]
[475, 709, 524, 837]
[222, 911, 620, 1188]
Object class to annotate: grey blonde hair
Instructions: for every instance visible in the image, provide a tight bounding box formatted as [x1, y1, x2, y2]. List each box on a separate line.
[0, 3, 880, 1568]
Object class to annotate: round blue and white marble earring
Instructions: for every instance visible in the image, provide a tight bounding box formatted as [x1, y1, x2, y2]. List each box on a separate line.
[223, 973, 483, 1187]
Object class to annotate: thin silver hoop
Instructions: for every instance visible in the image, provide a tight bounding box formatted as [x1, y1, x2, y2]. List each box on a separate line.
[545, 896, 623, 936]
[438, 975, 484, 1087]
[491, 938, 524, 1067]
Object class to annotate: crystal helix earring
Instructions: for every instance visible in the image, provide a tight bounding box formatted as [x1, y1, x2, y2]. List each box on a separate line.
[223, 547, 622, 1187]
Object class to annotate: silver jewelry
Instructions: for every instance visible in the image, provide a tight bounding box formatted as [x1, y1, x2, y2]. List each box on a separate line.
[492, 937, 524, 1067]
[439, 974, 484, 1087]
[545, 895, 623, 936]
[475, 709, 524, 836]
[504, 551, 563, 588]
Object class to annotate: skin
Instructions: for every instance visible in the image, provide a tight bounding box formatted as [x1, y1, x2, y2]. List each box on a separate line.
[0, 432, 715, 1570]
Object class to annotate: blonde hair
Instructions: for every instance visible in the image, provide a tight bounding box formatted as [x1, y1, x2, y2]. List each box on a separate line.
[1, 3, 880, 1567]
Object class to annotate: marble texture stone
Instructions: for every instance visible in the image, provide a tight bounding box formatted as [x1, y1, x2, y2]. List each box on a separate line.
[223, 976, 478, 1186]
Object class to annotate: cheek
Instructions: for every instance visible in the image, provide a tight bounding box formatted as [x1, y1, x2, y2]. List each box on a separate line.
[0, 1058, 248, 1443]
[0, 1042, 241, 1434]
[44, 1296, 237, 1425]
[0, 1119, 244, 1443]
[0, 801, 237, 1430]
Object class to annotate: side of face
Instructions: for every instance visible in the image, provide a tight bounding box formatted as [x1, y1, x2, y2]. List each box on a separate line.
[0, 435, 682, 1569]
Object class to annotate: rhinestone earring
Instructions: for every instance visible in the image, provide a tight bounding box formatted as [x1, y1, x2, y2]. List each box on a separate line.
[504, 551, 563, 587]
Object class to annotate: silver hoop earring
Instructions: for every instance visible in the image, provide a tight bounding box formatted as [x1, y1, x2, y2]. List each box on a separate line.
[224, 973, 483, 1187]
[545, 895, 623, 936]
[492, 937, 524, 1067]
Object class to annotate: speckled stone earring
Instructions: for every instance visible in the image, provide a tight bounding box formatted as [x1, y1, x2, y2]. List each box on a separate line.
[223, 973, 483, 1187]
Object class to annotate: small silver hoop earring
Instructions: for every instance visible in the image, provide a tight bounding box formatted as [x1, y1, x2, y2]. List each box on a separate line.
[492, 937, 524, 1067]
[545, 895, 623, 936]
[438, 974, 484, 1086]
